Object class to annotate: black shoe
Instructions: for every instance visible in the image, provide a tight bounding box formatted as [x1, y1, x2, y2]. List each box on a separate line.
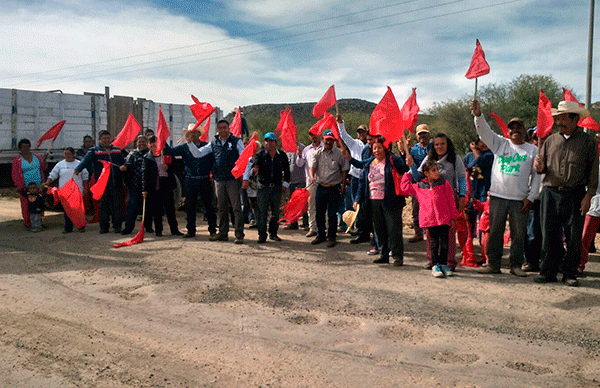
[373, 257, 389, 264]
[326, 239, 337, 247]
[121, 229, 133, 235]
[182, 232, 195, 238]
[534, 274, 558, 283]
[155, 231, 163, 237]
[100, 229, 109, 234]
[269, 235, 282, 242]
[113, 227, 122, 233]
[393, 256, 403, 266]
[311, 236, 326, 245]
[424, 262, 433, 270]
[171, 230, 184, 236]
[62, 229, 72, 234]
[350, 235, 370, 244]
[257, 235, 267, 243]
[146, 228, 154, 233]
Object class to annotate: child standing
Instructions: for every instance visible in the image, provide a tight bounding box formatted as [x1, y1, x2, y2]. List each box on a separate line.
[400, 159, 459, 277]
[27, 182, 44, 232]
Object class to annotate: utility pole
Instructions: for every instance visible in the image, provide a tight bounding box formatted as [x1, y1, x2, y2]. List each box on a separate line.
[586, 0, 595, 109]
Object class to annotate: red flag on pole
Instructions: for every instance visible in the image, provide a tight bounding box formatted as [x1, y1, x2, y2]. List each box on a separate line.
[200, 118, 210, 142]
[279, 106, 297, 153]
[57, 179, 86, 229]
[309, 112, 339, 138]
[155, 106, 170, 156]
[399, 88, 420, 133]
[112, 113, 141, 149]
[536, 89, 554, 138]
[563, 88, 599, 130]
[190, 95, 215, 131]
[369, 87, 402, 147]
[465, 39, 490, 79]
[488, 113, 510, 138]
[36, 120, 66, 149]
[230, 107, 242, 137]
[90, 160, 111, 201]
[231, 131, 259, 179]
[312, 85, 337, 118]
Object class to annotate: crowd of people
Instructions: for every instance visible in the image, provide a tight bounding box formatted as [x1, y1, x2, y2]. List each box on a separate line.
[11, 99, 598, 286]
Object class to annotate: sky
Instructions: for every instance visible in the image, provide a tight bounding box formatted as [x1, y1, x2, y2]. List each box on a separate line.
[1, 0, 597, 114]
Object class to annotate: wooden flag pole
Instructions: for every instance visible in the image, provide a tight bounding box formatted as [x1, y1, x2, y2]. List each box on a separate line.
[474, 78, 478, 100]
[335, 103, 339, 116]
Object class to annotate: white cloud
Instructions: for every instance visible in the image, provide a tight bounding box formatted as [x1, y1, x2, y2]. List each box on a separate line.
[0, 0, 597, 117]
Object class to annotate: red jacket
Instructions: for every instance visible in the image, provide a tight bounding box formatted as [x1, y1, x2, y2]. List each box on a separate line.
[11, 154, 46, 191]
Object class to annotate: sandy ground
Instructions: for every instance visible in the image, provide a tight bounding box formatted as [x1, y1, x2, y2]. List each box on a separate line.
[0, 196, 599, 388]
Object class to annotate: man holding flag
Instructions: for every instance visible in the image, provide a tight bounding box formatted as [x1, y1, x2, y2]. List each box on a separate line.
[187, 119, 245, 244]
[75, 130, 125, 234]
[309, 130, 349, 247]
[533, 101, 598, 287]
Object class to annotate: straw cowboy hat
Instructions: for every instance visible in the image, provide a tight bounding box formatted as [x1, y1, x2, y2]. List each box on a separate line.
[551, 101, 590, 118]
[342, 206, 360, 234]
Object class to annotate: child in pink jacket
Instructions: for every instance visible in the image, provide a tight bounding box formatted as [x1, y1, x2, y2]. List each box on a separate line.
[401, 159, 459, 277]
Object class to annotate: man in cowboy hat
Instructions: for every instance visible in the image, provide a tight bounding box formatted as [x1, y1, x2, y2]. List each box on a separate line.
[533, 101, 599, 286]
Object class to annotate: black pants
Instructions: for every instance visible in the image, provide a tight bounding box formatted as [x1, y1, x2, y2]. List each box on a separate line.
[145, 177, 179, 234]
[371, 199, 403, 259]
[540, 187, 586, 279]
[257, 185, 282, 238]
[99, 180, 122, 231]
[185, 177, 217, 235]
[428, 225, 449, 265]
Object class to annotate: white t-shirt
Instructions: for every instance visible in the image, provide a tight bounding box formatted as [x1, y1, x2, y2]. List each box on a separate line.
[474, 115, 540, 202]
[48, 159, 89, 193]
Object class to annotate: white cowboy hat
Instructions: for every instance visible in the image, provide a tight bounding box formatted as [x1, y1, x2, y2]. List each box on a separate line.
[551, 101, 590, 118]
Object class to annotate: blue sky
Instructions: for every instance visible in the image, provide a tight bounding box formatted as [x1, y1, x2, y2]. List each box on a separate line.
[1, 0, 597, 115]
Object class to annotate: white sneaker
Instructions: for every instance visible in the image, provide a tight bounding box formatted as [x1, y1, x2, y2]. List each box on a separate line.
[432, 264, 445, 278]
[441, 265, 454, 277]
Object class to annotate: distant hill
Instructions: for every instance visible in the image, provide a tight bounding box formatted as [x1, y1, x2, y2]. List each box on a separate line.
[225, 99, 378, 144]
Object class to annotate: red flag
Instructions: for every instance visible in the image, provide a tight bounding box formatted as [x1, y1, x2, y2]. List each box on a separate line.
[231, 131, 259, 179]
[46, 186, 60, 207]
[36, 120, 66, 149]
[155, 106, 170, 156]
[465, 39, 490, 79]
[536, 89, 554, 138]
[200, 118, 210, 142]
[113, 228, 144, 248]
[309, 112, 339, 138]
[112, 113, 141, 149]
[312, 85, 337, 118]
[279, 107, 297, 153]
[280, 188, 310, 225]
[399, 88, 420, 133]
[229, 107, 242, 137]
[563, 88, 599, 131]
[488, 112, 510, 138]
[90, 160, 111, 201]
[275, 108, 287, 137]
[189, 95, 215, 131]
[57, 179, 86, 229]
[369, 87, 402, 147]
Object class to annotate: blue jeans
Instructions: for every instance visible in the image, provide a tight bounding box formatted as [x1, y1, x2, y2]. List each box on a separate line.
[524, 200, 541, 270]
[316, 184, 341, 240]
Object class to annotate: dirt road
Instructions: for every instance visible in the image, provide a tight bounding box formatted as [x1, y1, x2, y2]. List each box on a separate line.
[0, 197, 599, 387]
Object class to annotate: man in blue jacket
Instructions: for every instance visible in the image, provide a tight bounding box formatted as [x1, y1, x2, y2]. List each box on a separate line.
[187, 119, 245, 244]
[164, 128, 217, 239]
